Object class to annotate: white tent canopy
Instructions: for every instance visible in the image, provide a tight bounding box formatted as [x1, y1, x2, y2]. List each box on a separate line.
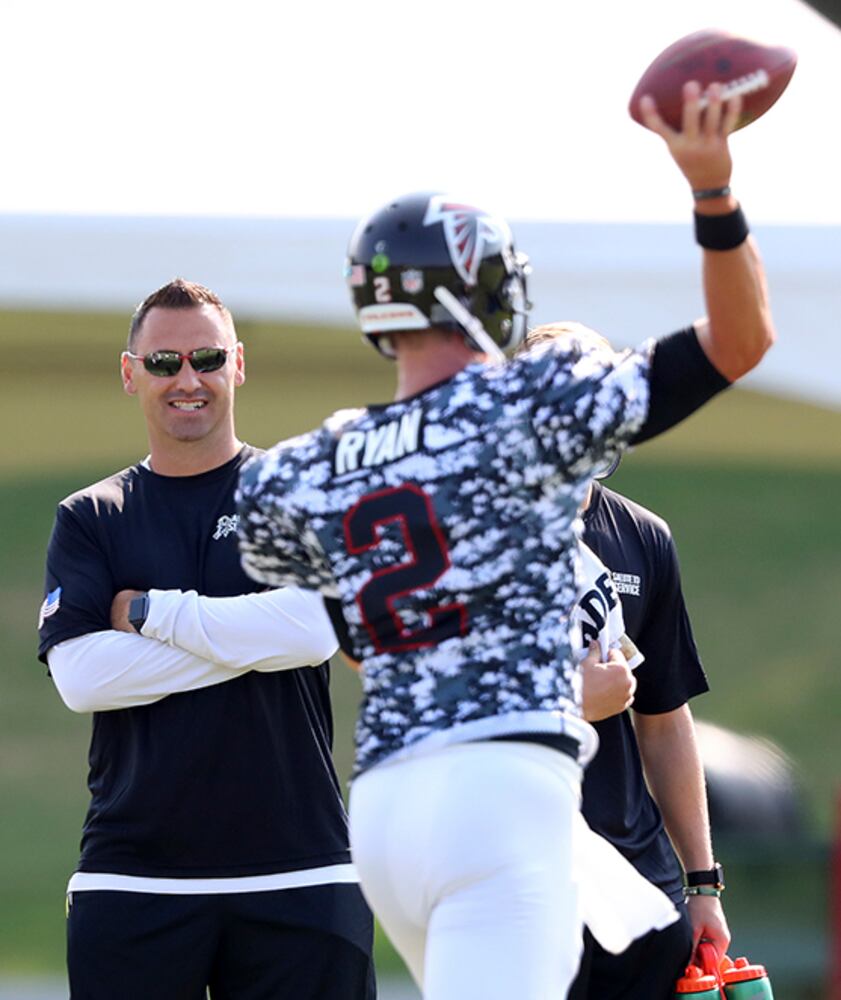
[2, 212, 838, 408]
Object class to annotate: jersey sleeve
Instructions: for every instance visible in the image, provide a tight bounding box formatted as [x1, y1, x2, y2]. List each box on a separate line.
[37, 501, 114, 664]
[528, 339, 652, 479]
[236, 446, 339, 598]
[632, 327, 730, 444]
[631, 527, 708, 714]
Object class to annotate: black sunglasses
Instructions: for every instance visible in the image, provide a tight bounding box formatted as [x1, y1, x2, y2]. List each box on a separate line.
[125, 346, 234, 377]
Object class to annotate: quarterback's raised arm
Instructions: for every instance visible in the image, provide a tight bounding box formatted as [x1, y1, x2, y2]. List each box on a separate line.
[640, 82, 775, 381]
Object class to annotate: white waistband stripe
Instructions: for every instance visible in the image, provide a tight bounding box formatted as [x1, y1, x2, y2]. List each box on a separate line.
[67, 863, 359, 895]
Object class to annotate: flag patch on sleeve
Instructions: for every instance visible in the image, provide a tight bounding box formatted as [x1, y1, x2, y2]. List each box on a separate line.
[38, 586, 62, 629]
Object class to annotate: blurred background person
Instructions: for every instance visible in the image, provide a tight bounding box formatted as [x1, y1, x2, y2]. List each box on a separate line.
[525, 322, 728, 1000]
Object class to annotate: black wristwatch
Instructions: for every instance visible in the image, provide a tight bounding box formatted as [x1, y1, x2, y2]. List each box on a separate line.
[684, 862, 725, 891]
[128, 592, 150, 634]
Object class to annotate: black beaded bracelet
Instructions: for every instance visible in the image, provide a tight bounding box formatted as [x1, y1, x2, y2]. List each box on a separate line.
[694, 206, 749, 251]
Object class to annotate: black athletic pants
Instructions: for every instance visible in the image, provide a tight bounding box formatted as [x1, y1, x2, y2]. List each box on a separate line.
[568, 903, 693, 1000]
[66, 883, 376, 1000]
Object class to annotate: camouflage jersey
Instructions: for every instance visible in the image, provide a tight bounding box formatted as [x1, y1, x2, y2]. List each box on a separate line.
[237, 337, 652, 776]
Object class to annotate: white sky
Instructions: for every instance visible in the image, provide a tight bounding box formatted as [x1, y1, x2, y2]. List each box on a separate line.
[0, 0, 837, 223]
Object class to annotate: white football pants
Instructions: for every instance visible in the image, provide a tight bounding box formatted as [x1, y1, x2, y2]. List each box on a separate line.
[349, 740, 584, 1000]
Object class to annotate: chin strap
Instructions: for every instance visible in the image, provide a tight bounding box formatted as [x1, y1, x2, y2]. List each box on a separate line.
[433, 286, 505, 362]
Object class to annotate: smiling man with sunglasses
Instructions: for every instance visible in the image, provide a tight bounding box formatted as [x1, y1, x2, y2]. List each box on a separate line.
[37, 279, 375, 1000]
[120, 296, 244, 471]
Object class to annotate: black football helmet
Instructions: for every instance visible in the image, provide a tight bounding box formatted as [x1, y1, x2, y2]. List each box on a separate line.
[345, 192, 531, 358]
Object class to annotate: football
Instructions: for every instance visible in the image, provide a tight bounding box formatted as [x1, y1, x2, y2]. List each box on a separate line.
[628, 29, 797, 131]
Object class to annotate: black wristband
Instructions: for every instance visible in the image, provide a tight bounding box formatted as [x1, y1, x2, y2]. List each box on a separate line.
[693, 185, 731, 201]
[694, 206, 749, 251]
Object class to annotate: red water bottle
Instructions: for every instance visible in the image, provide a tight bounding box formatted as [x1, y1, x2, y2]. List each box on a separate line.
[685, 942, 775, 1000]
[673, 964, 722, 999]
[721, 957, 775, 999]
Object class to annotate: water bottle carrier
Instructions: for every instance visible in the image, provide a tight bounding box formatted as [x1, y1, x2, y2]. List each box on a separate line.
[674, 941, 774, 999]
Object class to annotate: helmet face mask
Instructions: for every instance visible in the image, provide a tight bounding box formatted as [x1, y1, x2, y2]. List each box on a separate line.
[345, 192, 531, 359]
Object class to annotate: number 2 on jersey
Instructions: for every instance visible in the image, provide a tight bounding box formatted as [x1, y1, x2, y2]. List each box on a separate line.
[343, 484, 467, 653]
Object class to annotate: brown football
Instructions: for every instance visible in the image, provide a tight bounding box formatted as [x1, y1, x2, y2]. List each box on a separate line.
[629, 29, 797, 131]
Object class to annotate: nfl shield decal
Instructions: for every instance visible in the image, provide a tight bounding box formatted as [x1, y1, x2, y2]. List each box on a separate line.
[400, 269, 424, 294]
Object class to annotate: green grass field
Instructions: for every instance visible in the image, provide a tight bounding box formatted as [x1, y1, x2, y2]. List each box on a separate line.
[2, 309, 839, 988]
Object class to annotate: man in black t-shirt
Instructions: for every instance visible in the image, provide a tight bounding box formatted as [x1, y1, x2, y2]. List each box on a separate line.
[573, 479, 728, 999]
[523, 321, 728, 1000]
[37, 279, 375, 1000]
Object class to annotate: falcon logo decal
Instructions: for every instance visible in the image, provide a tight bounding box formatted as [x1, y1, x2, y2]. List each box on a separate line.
[423, 195, 507, 286]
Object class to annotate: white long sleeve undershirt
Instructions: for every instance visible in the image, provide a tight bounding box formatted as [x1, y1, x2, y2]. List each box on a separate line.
[48, 587, 338, 713]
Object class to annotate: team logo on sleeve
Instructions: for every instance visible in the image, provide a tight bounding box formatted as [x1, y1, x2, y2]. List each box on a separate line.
[38, 586, 62, 629]
[423, 196, 508, 286]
